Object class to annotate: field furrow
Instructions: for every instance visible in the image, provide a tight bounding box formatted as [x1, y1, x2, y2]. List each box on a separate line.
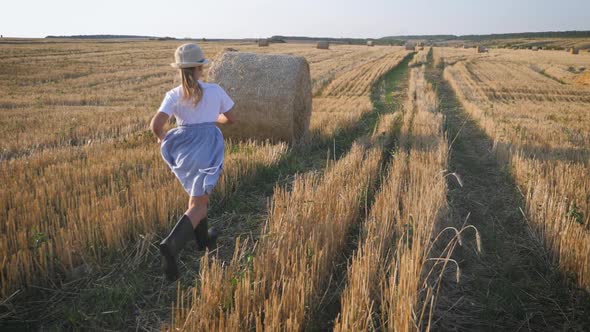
[428, 47, 590, 331]
[440, 49, 590, 292]
[167, 51, 412, 331]
[3, 40, 589, 331]
[335, 64, 449, 331]
[0, 43, 410, 301]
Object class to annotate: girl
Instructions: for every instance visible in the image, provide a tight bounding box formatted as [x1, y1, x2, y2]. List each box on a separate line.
[151, 43, 236, 281]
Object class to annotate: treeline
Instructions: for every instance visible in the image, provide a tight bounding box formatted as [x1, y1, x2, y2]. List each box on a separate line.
[271, 35, 404, 45]
[45, 35, 181, 40]
[380, 30, 590, 41]
[461, 30, 590, 40]
[45, 34, 159, 39]
[46, 30, 590, 43]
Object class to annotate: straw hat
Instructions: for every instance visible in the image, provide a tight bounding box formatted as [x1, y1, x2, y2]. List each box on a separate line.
[170, 43, 210, 68]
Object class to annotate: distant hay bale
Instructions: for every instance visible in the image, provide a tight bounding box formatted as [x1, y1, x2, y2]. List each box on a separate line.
[570, 47, 579, 54]
[367, 40, 374, 47]
[532, 46, 539, 51]
[258, 39, 269, 47]
[224, 47, 239, 52]
[317, 41, 329, 50]
[208, 52, 312, 142]
[405, 44, 415, 51]
[476, 46, 486, 53]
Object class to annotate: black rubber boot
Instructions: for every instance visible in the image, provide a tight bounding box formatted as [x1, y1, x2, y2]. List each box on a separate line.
[159, 215, 194, 282]
[194, 218, 219, 251]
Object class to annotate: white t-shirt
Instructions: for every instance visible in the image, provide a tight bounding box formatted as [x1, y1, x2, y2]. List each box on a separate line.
[157, 81, 234, 125]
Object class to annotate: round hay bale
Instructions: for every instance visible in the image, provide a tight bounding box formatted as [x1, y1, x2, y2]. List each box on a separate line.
[317, 41, 329, 50]
[367, 40, 374, 47]
[258, 39, 269, 47]
[209, 52, 312, 142]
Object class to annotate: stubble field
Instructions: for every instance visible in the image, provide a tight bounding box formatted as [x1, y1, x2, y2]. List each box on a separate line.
[0, 39, 589, 330]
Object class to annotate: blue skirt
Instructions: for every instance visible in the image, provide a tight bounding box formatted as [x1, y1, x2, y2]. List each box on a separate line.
[160, 122, 224, 197]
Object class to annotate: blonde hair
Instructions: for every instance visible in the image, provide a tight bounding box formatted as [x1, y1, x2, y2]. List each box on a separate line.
[180, 67, 203, 107]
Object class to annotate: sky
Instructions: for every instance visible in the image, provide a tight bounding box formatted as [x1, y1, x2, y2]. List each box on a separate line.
[1, 0, 589, 39]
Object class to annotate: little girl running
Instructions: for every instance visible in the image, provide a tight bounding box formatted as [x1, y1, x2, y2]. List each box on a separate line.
[150, 43, 236, 281]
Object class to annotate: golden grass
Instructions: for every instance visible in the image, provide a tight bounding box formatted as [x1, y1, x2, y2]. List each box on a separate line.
[334, 66, 449, 331]
[167, 49, 410, 331]
[440, 47, 590, 291]
[573, 71, 590, 86]
[322, 51, 407, 97]
[0, 139, 286, 295]
[0, 40, 407, 298]
[310, 48, 409, 139]
[170, 142, 383, 330]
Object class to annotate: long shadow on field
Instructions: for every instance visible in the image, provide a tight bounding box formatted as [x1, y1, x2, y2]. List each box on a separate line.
[2, 54, 415, 331]
[425, 62, 590, 331]
[496, 142, 589, 164]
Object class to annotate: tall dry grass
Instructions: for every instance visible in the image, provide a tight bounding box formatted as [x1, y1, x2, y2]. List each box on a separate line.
[334, 66, 449, 331]
[171, 142, 383, 330]
[0, 139, 286, 296]
[168, 53, 411, 329]
[441, 47, 590, 290]
[0, 40, 407, 298]
[310, 50, 409, 139]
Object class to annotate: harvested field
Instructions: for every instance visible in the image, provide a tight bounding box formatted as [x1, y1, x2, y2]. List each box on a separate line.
[429, 47, 590, 330]
[334, 65, 449, 331]
[1, 40, 589, 331]
[437, 47, 590, 291]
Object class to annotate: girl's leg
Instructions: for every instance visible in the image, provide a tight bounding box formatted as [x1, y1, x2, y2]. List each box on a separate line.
[187, 194, 218, 251]
[185, 194, 209, 228]
[159, 198, 201, 281]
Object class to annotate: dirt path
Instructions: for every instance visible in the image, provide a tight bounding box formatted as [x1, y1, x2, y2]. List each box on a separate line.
[425, 62, 590, 331]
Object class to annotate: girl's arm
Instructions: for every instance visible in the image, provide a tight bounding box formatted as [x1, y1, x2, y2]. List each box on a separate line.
[217, 110, 236, 125]
[150, 112, 170, 142]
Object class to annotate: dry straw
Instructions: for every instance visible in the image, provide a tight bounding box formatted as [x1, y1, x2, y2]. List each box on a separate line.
[442, 48, 590, 291]
[335, 66, 451, 331]
[208, 52, 312, 142]
[169, 48, 411, 330]
[316, 41, 329, 50]
[0, 41, 409, 298]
